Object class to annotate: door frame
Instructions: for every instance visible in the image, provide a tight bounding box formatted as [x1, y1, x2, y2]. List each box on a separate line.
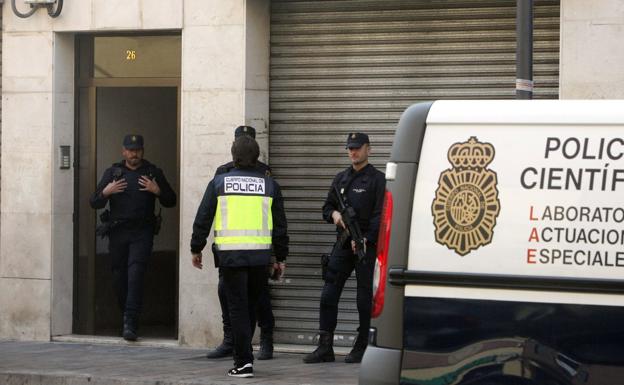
[73, 33, 181, 336]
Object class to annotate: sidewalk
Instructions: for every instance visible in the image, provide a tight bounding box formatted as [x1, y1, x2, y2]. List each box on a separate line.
[0, 339, 359, 385]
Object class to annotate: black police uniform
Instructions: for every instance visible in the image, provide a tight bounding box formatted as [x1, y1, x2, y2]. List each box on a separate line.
[319, 163, 385, 339]
[213, 161, 275, 356]
[191, 167, 288, 368]
[90, 159, 176, 330]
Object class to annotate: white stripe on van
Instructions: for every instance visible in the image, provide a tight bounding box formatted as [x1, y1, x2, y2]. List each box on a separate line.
[405, 284, 624, 307]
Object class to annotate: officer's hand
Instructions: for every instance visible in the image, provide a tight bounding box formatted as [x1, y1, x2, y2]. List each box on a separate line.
[192, 252, 203, 269]
[351, 238, 367, 254]
[139, 176, 161, 196]
[102, 179, 127, 197]
[272, 262, 286, 281]
[331, 210, 346, 229]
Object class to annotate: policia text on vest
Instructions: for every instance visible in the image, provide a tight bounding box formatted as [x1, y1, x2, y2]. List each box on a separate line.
[224, 176, 265, 194]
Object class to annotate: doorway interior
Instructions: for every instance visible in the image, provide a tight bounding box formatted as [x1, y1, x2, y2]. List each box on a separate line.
[73, 34, 181, 339]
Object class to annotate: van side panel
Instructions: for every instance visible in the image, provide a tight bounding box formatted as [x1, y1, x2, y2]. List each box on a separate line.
[408, 104, 624, 280]
[360, 102, 432, 385]
[364, 100, 624, 385]
[394, 100, 624, 385]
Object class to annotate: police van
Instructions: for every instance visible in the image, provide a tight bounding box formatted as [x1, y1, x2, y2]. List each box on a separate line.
[360, 101, 624, 385]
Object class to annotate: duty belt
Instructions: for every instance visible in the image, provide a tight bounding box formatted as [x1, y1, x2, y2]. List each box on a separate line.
[114, 217, 155, 228]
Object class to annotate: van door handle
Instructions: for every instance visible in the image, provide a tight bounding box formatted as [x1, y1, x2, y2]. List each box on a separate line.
[388, 267, 407, 286]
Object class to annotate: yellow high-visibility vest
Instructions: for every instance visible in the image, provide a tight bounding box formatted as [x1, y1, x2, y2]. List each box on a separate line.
[214, 195, 273, 251]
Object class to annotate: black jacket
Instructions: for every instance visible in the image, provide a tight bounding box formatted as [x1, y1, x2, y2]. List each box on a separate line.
[191, 167, 289, 267]
[90, 160, 177, 220]
[215, 160, 271, 177]
[322, 163, 386, 244]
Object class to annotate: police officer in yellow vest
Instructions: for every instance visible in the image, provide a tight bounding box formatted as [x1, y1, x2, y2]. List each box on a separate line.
[190, 135, 288, 378]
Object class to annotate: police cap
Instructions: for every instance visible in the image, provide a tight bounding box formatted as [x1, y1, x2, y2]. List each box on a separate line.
[234, 125, 256, 139]
[345, 132, 370, 149]
[123, 134, 144, 150]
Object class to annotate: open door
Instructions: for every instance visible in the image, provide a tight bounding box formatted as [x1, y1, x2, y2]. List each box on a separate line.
[74, 35, 180, 339]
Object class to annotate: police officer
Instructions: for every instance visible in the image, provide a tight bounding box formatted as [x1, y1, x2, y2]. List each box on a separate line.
[303, 132, 385, 364]
[207, 125, 276, 360]
[90, 134, 177, 341]
[191, 135, 288, 378]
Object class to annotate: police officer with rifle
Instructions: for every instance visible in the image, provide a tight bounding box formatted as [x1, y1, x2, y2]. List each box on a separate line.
[303, 132, 386, 364]
[333, 185, 367, 262]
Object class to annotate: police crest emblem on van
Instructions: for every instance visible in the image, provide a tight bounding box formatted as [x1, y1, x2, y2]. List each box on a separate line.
[431, 136, 500, 256]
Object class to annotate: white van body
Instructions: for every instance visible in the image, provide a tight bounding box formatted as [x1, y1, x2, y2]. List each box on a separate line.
[360, 100, 624, 385]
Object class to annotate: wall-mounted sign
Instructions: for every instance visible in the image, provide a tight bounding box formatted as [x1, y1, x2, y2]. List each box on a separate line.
[93, 36, 181, 78]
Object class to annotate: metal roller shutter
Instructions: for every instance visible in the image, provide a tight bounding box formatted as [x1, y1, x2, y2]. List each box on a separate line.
[269, 0, 560, 346]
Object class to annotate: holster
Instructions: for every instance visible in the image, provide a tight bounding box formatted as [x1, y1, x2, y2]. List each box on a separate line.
[96, 210, 112, 239]
[211, 243, 220, 268]
[321, 253, 330, 280]
[95, 222, 111, 239]
[100, 209, 110, 223]
[153, 212, 162, 235]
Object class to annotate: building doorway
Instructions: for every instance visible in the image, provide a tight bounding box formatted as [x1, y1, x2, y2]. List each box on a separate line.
[73, 34, 181, 339]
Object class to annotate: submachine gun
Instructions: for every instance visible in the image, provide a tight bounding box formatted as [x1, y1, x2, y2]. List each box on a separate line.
[333, 186, 367, 262]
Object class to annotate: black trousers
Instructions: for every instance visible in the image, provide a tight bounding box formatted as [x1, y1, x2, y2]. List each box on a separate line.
[319, 245, 375, 337]
[222, 265, 268, 366]
[218, 267, 274, 338]
[108, 224, 154, 318]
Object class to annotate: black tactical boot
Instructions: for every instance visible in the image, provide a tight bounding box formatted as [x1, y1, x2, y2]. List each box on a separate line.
[257, 329, 274, 360]
[344, 333, 368, 363]
[302, 331, 335, 363]
[122, 314, 138, 342]
[206, 330, 233, 358]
